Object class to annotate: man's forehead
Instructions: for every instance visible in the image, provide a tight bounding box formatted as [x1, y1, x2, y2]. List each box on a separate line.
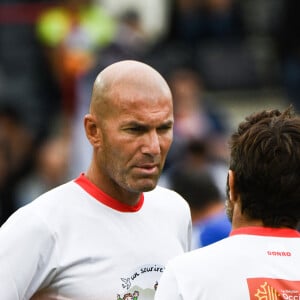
[104, 67, 172, 103]
[115, 108, 173, 127]
[121, 118, 174, 126]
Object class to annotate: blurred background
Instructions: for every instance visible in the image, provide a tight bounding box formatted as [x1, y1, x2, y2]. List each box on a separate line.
[0, 0, 297, 232]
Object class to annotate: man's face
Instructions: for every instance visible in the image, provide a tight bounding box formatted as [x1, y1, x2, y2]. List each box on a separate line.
[96, 90, 173, 194]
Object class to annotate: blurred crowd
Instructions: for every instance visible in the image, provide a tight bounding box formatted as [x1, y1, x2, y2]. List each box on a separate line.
[0, 0, 298, 246]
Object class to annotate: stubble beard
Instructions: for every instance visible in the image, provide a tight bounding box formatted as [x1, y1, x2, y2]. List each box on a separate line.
[225, 199, 233, 223]
[225, 178, 233, 223]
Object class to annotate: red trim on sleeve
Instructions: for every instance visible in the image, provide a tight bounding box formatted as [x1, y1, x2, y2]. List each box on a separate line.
[74, 173, 144, 212]
[230, 226, 300, 238]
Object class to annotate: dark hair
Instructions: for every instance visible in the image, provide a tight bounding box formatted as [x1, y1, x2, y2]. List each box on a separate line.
[229, 105, 300, 228]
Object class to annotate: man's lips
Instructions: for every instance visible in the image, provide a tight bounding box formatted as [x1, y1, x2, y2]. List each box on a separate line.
[134, 163, 159, 174]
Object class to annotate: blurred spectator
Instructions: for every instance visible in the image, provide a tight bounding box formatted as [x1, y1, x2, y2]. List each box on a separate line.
[165, 67, 230, 170]
[276, 0, 300, 113]
[161, 117, 231, 249]
[0, 138, 12, 226]
[100, 0, 170, 44]
[168, 166, 231, 249]
[0, 104, 35, 225]
[158, 0, 260, 91]
[96, 9, 150, 67]
[15, 129, 71, 208]
[161, 138, 228, 200]
[36, 0, 117, 119]
[111, 9, 149, 58]
[167, 0, 245, 45]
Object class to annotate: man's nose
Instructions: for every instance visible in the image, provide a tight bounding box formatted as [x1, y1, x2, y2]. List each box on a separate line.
[141, 131, 161, 156]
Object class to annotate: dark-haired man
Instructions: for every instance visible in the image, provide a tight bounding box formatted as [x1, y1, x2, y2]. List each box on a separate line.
[155, 106, 300, 299]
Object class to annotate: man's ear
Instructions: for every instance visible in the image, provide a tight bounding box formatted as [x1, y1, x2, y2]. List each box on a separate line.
[84, 114, 102, 147]
[228, 169, 237, 202]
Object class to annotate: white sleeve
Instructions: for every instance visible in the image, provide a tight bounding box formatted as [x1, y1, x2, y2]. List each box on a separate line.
[155, 263, 183, 300]
[0, 207, 58, 299]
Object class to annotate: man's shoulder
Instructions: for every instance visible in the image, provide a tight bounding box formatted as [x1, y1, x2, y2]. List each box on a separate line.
[33, 180, 78, 203]
[18, 180, 79, 217]
[144, 185, 191, 219]
[169, 236, 231, 270]
[3, 180, 83, 232]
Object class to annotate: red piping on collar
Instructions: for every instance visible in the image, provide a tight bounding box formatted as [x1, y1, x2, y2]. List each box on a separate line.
[230, 226, 300, 238]
[74, 173, 144, 212]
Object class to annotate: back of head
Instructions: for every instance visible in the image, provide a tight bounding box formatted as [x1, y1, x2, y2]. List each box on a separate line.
[229, 106, 300, 228]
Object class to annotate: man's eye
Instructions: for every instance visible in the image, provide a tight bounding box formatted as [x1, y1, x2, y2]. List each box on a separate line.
[126, 127, 144, 132]
[158, 125, 172, 132]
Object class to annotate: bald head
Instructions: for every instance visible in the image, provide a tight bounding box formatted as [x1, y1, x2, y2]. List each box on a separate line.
[89, 60, 172, 117]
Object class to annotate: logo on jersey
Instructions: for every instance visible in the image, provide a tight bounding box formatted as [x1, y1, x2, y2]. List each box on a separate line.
[247, 278, 300, 299]
[117, 264, 164, 300]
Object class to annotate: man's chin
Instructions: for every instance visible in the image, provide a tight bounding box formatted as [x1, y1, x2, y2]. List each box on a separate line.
[133, 178, 158, 192]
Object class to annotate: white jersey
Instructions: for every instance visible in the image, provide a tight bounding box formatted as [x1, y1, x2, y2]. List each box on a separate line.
[155, 226, 300, 300]
[0, 174, 192, 300]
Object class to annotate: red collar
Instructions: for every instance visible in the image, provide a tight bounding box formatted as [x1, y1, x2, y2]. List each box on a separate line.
[74, 173, 144, 212]
[230, 226, 300, 238]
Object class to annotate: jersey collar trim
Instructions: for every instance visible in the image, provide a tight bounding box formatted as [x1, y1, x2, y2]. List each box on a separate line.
[230, 226, 300, 238]
[74, 173, 144, 212]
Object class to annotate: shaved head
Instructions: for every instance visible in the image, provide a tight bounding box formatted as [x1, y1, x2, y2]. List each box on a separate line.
[89, 60, 172, 119]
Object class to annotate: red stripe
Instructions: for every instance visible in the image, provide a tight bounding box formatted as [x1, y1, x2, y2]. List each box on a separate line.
[230, 226, 300, 238]
[74, 173, 144, 212]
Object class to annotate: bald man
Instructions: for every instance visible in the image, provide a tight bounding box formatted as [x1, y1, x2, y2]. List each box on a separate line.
[0, 60, 192, 299]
